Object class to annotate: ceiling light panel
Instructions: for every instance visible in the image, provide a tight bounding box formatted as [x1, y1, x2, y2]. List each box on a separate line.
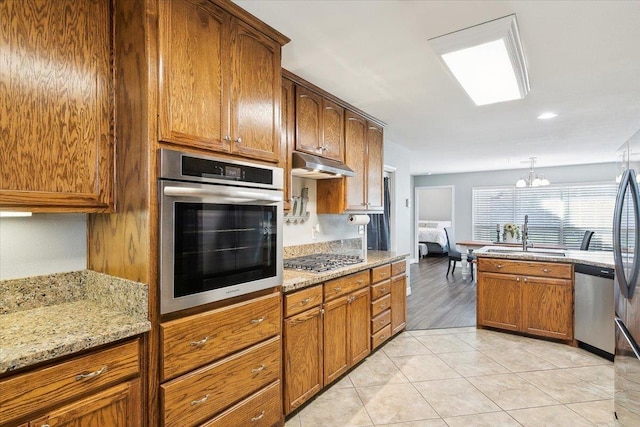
[429, 14, 530, 106]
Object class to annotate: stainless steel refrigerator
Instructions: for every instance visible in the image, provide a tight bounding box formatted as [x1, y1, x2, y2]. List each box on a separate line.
[614, 131, 640, 425]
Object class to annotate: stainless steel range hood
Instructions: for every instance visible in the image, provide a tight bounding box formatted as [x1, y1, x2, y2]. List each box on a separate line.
[291, 152, 355, 179]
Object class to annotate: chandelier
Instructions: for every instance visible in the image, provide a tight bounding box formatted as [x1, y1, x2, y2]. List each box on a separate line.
[516, 157, 550, 188]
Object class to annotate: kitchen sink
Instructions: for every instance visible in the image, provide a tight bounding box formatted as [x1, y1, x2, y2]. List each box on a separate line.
[485, 248, 566, 257]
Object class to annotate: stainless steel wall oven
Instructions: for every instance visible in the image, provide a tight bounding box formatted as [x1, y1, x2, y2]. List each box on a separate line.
[159, 149, 283, 314]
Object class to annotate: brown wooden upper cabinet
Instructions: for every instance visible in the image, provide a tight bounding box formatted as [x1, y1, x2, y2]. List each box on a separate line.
[295, 86, 345, 162]
[0, 0, 114, 212]
[158, 0, 285, 163]
[317, 111, 384, 213]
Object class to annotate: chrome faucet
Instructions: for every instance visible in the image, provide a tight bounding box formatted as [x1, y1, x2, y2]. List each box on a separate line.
[522, 215, 529, 251]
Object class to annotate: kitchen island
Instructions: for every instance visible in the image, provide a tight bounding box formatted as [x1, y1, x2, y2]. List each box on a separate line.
[474, 246, 613, 345]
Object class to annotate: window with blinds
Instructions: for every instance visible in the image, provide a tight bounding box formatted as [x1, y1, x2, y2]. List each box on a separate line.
[472, 182, 617, 250]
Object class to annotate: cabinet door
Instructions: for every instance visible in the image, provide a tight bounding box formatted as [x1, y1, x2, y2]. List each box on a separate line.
[280, 77, 295, 211]
[522, 276, 573, 340]
[295, 86, 323, 156]
[366, 123, 384, 211]
[158, 0, 229, 152]
[0, 0, 113, 212]
[229, 18, 281, 162]
[390, 274, 407, 335]
[344, 111, 367, 210]
[321, 99, 345, 161]
[323, 296, 349, 385]
[29, 379, 141, 427]
[477, 272, 521, 331]
[283, 307, 323, 414]
[349, 287, 371, 366]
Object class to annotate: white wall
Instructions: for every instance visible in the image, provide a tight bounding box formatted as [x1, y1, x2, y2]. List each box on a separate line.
[417, 187, 452, 221]
[413, 162, 619, 245]
[384, 141, 413, 258]
[0, 214, 87, 280]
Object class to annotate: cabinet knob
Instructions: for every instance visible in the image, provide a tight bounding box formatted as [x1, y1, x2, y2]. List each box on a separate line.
[334, 287, 342, 293]
[496, 264, 503, 269]
[235, 137, 243, 143]
[542, 268, 551, 273]
[523, 277, 528, 282]
[223, 135, 231, 142]
[516, 277, 520, 282]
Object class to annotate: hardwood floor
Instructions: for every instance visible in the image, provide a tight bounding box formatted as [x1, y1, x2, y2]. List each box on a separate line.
[407, 255, 477, 330]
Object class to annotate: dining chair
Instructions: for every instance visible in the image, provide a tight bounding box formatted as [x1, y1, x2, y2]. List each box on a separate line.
[580, 230, 594, 250]
[444, 227, 475, 280]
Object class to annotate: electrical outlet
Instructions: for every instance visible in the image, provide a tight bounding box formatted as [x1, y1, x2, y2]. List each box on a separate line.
[311, 223, 320, 239]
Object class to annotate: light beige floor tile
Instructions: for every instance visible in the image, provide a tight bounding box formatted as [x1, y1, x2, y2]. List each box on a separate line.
[508, 404, 594, 427]
[348, 350, 409, 387]
[443, 411, 522, 427]
[284, 414, 301, 427]
[407, 329, 451, 336]
[438, 350, 510, 377]
[298, 387, 373, 427]
[517, 368, 612, 403]
[413, 378, 500, 417]
[333, 374, 355, 388]
[356, 383, 439, 424]
[566, 399, 616, 426]
[455, 330, 524, 351]
[564, 364, 615, 395]
[481, 347, 559, 372]
[443, 326, 478, 334]
[414, 334, 476, 354]
[390, 354, 461, 382]
[467, 373, 558, 410]
[522, 340, 609, 368]
[377, 419, 448, 427]
[381, 334, 433, 357]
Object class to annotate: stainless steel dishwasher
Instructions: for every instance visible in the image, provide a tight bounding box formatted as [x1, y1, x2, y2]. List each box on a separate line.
[574, 263, 615, 358]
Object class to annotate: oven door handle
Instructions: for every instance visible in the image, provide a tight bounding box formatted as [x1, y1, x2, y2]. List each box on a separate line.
[164, 186, 282, 203]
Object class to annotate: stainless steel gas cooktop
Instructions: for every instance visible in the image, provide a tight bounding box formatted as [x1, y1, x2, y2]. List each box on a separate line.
[283, 253, 363, 273]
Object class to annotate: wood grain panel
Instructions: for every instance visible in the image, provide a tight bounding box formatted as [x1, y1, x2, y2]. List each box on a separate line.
[371, 294, 391, 318]
[392, 259, 407, 276]
[324, 270, 370, 302]
[477, 272, 521, 331]
[371, 264, 391, 283]
[0, 0, 113, 211]
[371, 279, 391, 300]
[323, 296, 349, 385]
[295, 85, 323, 155]
[158, 0, 228, 151]
[284, 284, 323, 317]
[229, 18, 280, 162]
[200, 380, 282, 427]
[478, 258, 572, 279]
[349, 287, 371, 366]
[372, 324, 392, 349]
[390, 274, 407, 335]
[283, 307, 323, 414]
[316, 177, 346, 214]
[0, 339, 139, 426]
[522, 276, 573, 340]
[371, 309, 391, 334]
[321, 98, 344, 161]
[161, 292, 281, 381]
[161, 337, 280, 427]
[344, 110, 367, 210]
[280, 77, 294, 211]
[366, 122, 384, 211]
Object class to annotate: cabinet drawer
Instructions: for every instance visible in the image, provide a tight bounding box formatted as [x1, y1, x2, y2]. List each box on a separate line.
[371, 309, 391, 333]
[371, 264, 391, 283]
[372, 324, 392, 349]
[324, 270, 369, 302]
[478, 258, 572, 279]
[0, 339, 139, 426]
[391, 260, 406, 276]
[162, 336, 281, 427]
[371, 294, 391, 317]
[371, 280, 391, 300]
[200, 381, 282, 427]
[161, 292, 281, 380]
[285, 285, 323, 317]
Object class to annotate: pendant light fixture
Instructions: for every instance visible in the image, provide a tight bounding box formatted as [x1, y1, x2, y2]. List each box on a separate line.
[516, 157, 550, 188]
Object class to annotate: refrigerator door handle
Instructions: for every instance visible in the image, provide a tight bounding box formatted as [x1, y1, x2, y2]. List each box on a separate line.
[615, 317, 640, 359]
[613, 169, 640, 299]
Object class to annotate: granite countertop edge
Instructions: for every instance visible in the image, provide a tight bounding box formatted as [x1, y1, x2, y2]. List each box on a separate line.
[0, 271, 151, 374]
[282, 251, 409, 293]
[474, 247, 614, 268]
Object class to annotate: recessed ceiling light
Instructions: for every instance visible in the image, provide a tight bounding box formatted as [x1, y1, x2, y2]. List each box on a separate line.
[537, 112, 558, 120]
[429, 14, 530, 106]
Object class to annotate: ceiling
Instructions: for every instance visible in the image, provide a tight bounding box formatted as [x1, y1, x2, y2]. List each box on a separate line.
[235, 0, 640, 175]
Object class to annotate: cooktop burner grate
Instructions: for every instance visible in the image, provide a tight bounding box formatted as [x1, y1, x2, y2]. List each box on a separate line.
[283, 253, 364, 273]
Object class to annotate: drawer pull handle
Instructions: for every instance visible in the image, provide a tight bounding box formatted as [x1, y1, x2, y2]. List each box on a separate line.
[542, 268, 551, 273]
[301, 297, 312, 305]
[334, 287, 342, 292]
[496, 264, 503, 268]
[251, 410, 266, 422]
[190, 336, 210, 347]
[75, 366, 107, 381]
[380, 288, 387, 293]
[379, 272, 385, 277]
[250, 317, 265, 324]
[190, 394, 210, 406]
[356, 280, 363, 284]
[251, 364, 266, 373]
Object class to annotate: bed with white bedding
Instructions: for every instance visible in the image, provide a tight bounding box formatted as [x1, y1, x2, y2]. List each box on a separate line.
[418, 220, 451, 256]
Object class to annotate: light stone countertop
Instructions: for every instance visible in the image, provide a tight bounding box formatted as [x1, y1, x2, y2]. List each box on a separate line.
[0, 270, 151, 374]
[283, 250, 409, 293]
[474, 246, 614, 268]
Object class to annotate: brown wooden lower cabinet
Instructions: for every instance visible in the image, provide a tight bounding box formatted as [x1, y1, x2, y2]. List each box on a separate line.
[477, 258, 574, 341]
[323, 294, 350, 385]
[390, 270, 407, 335]
[0, 338, 142, 427]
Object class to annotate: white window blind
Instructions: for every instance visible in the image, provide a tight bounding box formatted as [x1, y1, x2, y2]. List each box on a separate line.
[472, 182, 617, 250]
